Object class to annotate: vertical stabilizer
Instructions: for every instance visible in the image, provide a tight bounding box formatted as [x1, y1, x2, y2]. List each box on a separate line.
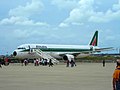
[89, 31, 98, 46]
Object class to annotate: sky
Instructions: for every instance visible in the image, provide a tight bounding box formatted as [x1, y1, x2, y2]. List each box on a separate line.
[0, 0, 120, 55]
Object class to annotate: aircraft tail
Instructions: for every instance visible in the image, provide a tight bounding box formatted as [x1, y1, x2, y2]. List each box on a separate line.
[89, 31, 98, 46]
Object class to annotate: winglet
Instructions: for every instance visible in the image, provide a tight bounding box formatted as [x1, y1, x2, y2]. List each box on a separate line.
[89, 31, 98, 46]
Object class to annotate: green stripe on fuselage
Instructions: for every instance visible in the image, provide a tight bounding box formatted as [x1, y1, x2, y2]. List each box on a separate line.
[39, 48, 91, 52]
[20, 48, 92, 52]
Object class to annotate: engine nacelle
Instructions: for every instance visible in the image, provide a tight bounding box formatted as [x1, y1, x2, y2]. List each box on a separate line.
[63, 54, 74, 62]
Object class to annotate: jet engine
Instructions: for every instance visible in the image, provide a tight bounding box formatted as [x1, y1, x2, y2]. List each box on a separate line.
[63, 54, 74, 61]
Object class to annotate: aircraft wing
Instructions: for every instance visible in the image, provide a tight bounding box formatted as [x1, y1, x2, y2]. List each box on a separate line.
[59, 47, 114, 57]
[94, 47, 114, 52]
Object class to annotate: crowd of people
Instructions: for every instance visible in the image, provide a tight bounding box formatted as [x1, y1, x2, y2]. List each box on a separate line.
[0, 57, 77, 68]
[0, 55, 78, 68]
[20, 58, 54, 67]
[0, 57, 10, 68]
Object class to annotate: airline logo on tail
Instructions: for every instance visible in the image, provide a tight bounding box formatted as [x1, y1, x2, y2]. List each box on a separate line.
[89, 31, 98, 46]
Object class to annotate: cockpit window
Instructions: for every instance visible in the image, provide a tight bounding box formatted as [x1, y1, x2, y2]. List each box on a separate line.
[17, 47, 26, 49]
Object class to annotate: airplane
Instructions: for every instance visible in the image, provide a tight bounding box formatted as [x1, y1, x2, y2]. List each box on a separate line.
[12, 31, 113, 63]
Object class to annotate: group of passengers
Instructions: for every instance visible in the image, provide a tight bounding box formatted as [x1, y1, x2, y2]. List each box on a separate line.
[33, 58, 53, 67]
[0, 57, 10, 68]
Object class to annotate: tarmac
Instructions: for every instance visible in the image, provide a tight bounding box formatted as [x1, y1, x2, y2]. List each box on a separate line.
[0, 63, 116, 90]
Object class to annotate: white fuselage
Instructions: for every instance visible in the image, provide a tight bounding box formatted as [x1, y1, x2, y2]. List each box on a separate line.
[13, 44, 98, 59]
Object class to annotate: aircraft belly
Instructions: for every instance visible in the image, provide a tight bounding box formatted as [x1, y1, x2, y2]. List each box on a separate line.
[49, 53, 62, 59]
[17, 52, 39, 59]
[76, 54, 90, 58]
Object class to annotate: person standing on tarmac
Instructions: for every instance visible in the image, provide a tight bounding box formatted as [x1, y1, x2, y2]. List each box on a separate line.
[49, 59, 53, 67]
[24, 59, 28, 66]
[0, 59, 2, 68]
[102, 60, 105, 67]
[66, 60, 69, 67]
[112, 59, 120, 90]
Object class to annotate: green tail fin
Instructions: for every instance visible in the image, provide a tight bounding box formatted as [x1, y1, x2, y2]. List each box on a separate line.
[89, 31, 98, 46]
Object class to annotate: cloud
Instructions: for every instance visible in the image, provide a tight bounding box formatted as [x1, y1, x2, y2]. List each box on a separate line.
[13, 29, 31, 39]
[59, 0, 94, 27]
[9, 0, 44, 17]
[51, 0, 79, 10]
[0, 16, 49, 26]
[0, 0, 49, 27]
[89, 0, 120, 23]
[113, 0, 120, 11]
[12, 29, 48, 39]
[59, 22, 69, 27]
[11, 29, 66, 44]
[89, 10, 120, 23]
[59, 0, 120, 27]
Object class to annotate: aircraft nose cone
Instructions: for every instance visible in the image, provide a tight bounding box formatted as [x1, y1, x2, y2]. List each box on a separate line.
[13, 51, 17, 56]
